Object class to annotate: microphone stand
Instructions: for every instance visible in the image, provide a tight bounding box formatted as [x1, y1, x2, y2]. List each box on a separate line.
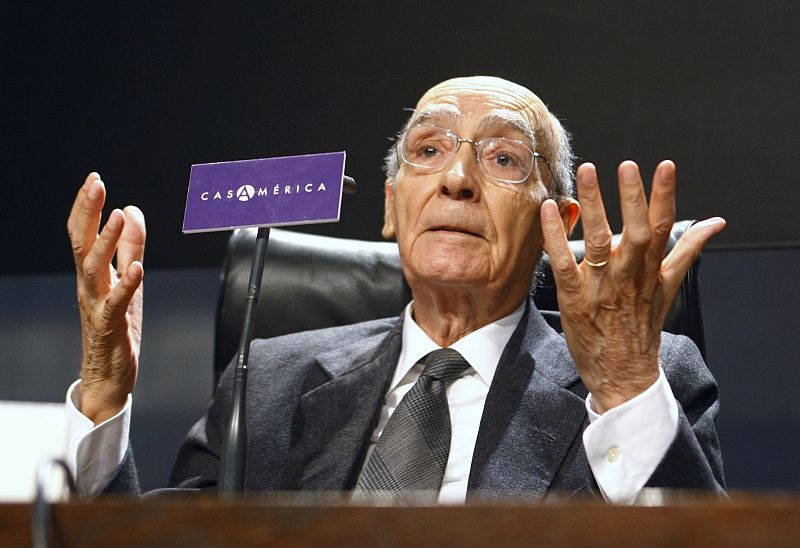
[218, 226, 270, 497]
[217, 176, 356, 498]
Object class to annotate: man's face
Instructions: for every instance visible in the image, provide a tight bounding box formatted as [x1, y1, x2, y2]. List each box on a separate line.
[383, 77, 558, 299]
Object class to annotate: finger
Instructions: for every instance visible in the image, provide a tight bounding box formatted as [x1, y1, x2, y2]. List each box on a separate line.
[82, 209, 125, 297]
[116, 206, 147, 274]
[67, 172, 101, 233]
[103, 260, 144, 326]
[575, 163, 613, 266]
[647, 160, 677, 259]
[660, 217, 726, 300]
[541, 199, 581, 292]
[616, 161, 651, 274]
[67, 174, 106, 269]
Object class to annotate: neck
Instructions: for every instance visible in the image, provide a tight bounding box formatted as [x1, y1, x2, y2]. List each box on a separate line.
[410, 284, 528, 347]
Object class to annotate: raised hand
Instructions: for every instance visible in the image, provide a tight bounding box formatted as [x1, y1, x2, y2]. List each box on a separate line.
[67, 173, 146, 424]
[541, 160, 725, 412]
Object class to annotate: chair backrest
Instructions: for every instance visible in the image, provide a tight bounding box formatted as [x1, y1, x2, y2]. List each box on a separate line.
[214, 220, 705, 385]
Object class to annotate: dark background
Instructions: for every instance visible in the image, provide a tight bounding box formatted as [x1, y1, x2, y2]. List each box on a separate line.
[1, 2, 798, 491]
[2, 2, 798, 275]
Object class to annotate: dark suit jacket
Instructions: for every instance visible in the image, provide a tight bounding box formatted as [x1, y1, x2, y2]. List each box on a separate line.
[107, 299, 725, 498]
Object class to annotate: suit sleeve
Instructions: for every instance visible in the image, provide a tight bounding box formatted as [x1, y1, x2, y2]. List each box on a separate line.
[100, 355, 235, 494]
[166, 365, 234, 490]
[645, 334, 725, 491]
[103, 446, 142, 494]
[167, 337, 314, 492]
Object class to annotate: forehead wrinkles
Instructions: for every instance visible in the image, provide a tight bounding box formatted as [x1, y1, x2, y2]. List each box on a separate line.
[414, 84, 548, 146]
[410, 103, 461, 127]
[480, 110, 535, 144]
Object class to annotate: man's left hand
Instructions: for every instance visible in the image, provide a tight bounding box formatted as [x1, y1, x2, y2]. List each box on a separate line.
[541, 160, 725, 413]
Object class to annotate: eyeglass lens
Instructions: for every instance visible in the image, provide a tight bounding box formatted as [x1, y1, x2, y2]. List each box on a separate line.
[401, 125, 534, 183]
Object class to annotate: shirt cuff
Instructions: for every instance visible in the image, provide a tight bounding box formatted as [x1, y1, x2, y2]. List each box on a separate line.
[65, 379, 132, 496]
[582, 368, 679, 504]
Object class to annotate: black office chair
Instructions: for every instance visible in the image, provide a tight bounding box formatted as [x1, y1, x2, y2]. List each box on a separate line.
[214, 221, 705, 385]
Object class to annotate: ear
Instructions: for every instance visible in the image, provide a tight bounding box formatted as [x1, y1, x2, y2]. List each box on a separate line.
[558, 197, 581, 237]
[381, 179, 396, 240]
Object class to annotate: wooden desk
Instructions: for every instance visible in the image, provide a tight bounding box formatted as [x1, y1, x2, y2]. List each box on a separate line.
[3, 493, 800, 547]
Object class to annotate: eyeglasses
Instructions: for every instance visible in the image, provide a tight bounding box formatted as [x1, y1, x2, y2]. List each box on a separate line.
[397, 124, 554, 185]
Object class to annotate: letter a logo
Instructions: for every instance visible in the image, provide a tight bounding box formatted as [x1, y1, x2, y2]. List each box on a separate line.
[236, 184, 255, 202]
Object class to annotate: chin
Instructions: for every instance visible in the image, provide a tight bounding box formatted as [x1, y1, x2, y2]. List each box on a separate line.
[400, 238, 492, 287]
[408, 258, 487, 288]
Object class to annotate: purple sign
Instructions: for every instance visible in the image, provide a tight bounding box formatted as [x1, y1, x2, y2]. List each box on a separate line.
[182, 151, 346, 233]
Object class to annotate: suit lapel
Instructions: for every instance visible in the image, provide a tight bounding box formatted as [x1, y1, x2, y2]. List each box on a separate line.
[285, 323, 402, 492]
[468, 300, 588, 499]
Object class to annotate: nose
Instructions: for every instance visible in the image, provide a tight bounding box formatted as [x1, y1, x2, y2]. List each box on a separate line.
[439, 143, 481, 201]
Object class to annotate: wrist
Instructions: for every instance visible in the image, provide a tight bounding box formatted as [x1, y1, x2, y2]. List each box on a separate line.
[78, 382, 129, 425]
[590, 370, 660, 414]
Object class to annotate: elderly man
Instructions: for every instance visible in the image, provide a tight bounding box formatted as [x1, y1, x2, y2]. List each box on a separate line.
[66, 76, 725, 503]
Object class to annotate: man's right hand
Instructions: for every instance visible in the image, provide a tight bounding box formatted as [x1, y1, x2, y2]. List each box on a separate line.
[67, 173, 146, 425]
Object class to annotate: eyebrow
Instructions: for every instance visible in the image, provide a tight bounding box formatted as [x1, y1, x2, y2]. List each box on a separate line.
[409, 105, 536, 148]
[478, 110, 536, 147]
[409, 104, 461, 128]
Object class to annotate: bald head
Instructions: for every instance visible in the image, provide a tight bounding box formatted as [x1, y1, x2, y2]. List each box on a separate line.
[415, 76, 547, 117]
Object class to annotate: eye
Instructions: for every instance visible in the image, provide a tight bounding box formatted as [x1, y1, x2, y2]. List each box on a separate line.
[403, 126, 454, 165]
[481, 139, 531, 170]
[421, 145, 441, 158]
[487, 149, 521, 169]
[494, 152, 515, 167]
[406, 142, 444, 163]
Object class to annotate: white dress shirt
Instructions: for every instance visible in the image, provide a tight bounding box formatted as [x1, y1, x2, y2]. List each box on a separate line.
[66, 301, 679, 503]
[358, 302, 679, 504]
[65, 383, 131, 497]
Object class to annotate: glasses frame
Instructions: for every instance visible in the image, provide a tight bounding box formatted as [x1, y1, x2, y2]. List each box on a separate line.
[396, 124, 556, 185]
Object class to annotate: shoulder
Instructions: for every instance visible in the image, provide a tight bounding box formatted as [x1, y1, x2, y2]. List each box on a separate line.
[248, 315, 402, 362]
[237, 315, 402, 390]
[213, 315, 402, 406]
[529, 306, 714, 395]
[658, 332, 718, 418]
[536, 307, 708, 381]
[658, 332, 710, 380]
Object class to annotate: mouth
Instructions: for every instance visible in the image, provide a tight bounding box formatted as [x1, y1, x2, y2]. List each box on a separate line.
[428, 225, 482, 238]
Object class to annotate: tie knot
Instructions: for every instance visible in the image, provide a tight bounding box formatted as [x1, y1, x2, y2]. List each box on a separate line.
[421, 348, 471, 383]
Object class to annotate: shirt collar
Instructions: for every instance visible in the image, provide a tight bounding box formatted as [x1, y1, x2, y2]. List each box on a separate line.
[392, 299, 526, 390]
